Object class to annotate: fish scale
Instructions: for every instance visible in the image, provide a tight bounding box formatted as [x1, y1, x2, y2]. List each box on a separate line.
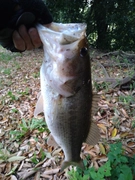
[42, 78, 91, 164]
[34, 22, 100, 170]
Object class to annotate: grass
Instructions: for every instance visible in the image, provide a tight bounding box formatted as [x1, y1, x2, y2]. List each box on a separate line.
[0, 51, 21, 62]
[32, 72, 40, 78]
[10, 118, 49, 142]
[31, 148, 46, 165]
[0, 149, 25, 163]
[7, 91, 19, 101]
[68, 143, 135, 180]
[93, 81, 110, 92]
[5, 89, 31, 103]
[119, 95, 134, 105]
[1, 68, 12, 75]
[0, 46, 135, 179]
[17, 88, 30, 96]
[132, 119, 135, 128]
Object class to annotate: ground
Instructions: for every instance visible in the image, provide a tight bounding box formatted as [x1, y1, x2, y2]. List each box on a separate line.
[0, 46, 135, 180]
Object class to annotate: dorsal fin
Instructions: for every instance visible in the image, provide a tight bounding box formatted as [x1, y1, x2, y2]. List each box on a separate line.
[47, 134, 59, 148]
[34, 93, 44, 117]
[85, 121, 100, 145]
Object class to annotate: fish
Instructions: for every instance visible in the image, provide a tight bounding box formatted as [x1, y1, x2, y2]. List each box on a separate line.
[34, 22, 100, 170]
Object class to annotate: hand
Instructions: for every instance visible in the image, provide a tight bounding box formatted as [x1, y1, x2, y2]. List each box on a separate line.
[13, 25, 42, 51]
[0, 0, 53, 52]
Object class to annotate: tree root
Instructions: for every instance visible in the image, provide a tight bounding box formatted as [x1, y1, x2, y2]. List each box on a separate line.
[93, 55, 135, 90]
[101, 50, 135, 64]
[101, 50, 135, 59]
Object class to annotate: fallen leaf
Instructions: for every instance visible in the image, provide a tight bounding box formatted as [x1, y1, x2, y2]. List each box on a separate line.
[34, 171, 40, 180]
[5, 162, 11, 173]
[121, 108, 129, 118]
[120, 132, 129, 138]
[111, 128, 118, 137]
[97, 123, 107, 132]
[8, 156, 26, 162]
[41, 168, 60, 175]
[99, 143, 106, 155]
[10, 175, 17, 180]
[127, 141, 135, 148]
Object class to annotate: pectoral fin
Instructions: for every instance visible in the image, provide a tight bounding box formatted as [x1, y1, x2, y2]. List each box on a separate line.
[47, 134, 59, 148]
[85, 121, 100, 145]
[34, 93, 44, 117]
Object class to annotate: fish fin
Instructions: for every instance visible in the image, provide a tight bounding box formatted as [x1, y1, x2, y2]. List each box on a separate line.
[47, 134, 59, 148]
[37, 91, 41, 99]
[86, 93, 100, 145]
[91, 93, 100, 116]
[34, 93, 44, 117]
[85, 121, 100, 145]
[61, 160, 84, 172]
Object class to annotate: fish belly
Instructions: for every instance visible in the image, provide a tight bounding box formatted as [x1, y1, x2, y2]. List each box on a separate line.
[41, 63, 92, 162]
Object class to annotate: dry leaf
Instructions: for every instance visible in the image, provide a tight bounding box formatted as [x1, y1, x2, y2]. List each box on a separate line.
[0, 48, 135, 180]
[97, 123, 107, 132]
[121, 108, 129, 118]
[120, 132, 129, 138]
[127, 142, 135, 148]
[34, 171, 40, 180]
[111, 128, 118, 137]
[99, 143, 106, 155]
[10, 175, 17, 180]
[17, 168, 39, 179]
[5, 162, 11, 173]
[8, 156, 26, 162]
[41, 168, 60, 175]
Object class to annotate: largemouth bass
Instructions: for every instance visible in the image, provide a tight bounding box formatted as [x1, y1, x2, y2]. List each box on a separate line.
[34, 23, 100, 170]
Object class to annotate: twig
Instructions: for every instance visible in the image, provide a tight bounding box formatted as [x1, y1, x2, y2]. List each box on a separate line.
[120, 51, 135, 60]
[94, 59, 110, 78]
[17, 167, 40, 180]
[94, 77, 122, 83]
[103, 63, 134, 68]
[101, 50, 135, 62]
[110, 75, 135, 89]
[101, 50, 121, 57]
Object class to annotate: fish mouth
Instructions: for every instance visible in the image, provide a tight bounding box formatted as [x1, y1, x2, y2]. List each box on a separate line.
[37, 22, 89, 97]
[37, 22, 87, 45]
[45, 22, 87, 33]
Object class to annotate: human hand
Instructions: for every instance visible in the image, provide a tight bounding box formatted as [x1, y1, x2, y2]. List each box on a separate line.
[13, 25, 42, 51]
[0, 0, 53, 52]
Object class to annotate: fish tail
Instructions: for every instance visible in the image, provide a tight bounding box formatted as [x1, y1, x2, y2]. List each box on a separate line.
[61, 160, 84, 171]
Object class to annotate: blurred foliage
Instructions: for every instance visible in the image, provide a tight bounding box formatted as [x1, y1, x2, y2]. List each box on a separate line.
[44, 0, 135, 51]
[45, 0, 88, 23]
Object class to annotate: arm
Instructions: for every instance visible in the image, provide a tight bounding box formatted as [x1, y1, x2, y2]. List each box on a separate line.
[0, 0, 53, 52]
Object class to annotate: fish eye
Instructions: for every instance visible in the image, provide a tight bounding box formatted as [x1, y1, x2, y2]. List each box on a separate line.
[80, 47, 88, 57]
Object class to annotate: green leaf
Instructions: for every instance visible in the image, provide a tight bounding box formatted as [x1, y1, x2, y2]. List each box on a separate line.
[8, 156, 26, 162]
[0, 160, 5, 163]
[120, 165, 133, 180]
[97, 161, 111, 177]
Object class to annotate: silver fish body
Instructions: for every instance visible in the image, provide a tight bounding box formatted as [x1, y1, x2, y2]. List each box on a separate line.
[40, 63, 91, 166]
[35, 23, 99, 170]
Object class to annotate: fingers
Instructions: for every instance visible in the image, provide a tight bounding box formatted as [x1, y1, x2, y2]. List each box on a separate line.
[12, 29, 26, 51]
[18, 25, 34, 50]
[12, 25, 42, 51]
[28, 28, 42, 48]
